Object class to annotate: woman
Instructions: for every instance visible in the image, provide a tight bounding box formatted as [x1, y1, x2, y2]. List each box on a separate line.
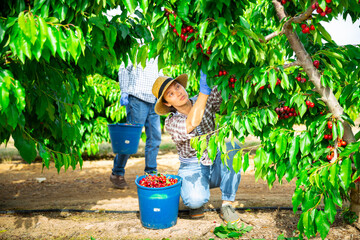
[152, 71, 242, 224]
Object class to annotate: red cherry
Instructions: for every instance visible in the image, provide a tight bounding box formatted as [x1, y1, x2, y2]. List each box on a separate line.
[341, 140, 347, 146]
[313, 60, 320, 68]
[320, 12, 326, 17]
[326, 8, 332, 14]
[301, 24, 307, 29]
[302, 27, 310, 34]
[231, 83, 235, 88]
[218, 70, 223, 76]
[181, 28, 186, 34]
[310, 102, 315, 108]
[260, 86, 265, 90]
[317, 8, 323, 14]
[326, 0, 332, 3]
[327, 155, 332, 161]
[281, 0, 286, 4]
[186, 26, 191, 31]
[230, 77, 235, 83]
[311, 4, 317, 10]
[310, 25, 315, 31]
[306, 100, 311, 106]
[327, 121, 333, 129]
[189, 28, 194, 33]
[223, 70, 227, 75]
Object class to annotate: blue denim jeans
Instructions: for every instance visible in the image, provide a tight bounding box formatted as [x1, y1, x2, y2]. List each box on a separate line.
[178, 142, 241, 209]
[112, 95, 161, 176]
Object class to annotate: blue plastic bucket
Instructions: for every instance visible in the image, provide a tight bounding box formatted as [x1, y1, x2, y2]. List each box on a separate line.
[108, 123, 143, 154]
[135, 174, 182, 229]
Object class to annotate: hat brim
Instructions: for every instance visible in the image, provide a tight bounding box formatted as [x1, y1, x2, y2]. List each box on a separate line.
[154, 74, 188, 115]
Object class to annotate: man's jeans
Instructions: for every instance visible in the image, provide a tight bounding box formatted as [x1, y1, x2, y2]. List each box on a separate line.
[178, 142, 241, 209]
[112, 95, 161, 176]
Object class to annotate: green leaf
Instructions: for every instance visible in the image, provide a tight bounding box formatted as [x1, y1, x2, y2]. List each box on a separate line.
[0, 20, 7, 43]
[199, 21, 208, 40]
[243, 82, 251, 107]
[324, 197, 336, 223]
[39, 144, 51, 169]
[269, 69, 276, 92]
[340, 142, 360, 157]
[123, 0, 137, 14]
[317, 24, 333, 43]
[0, 85, 10, 110]
[332, 122, 338, 140]
[13, 128, 37, 164]
[244, 117, 255, 135]
[243, 152, 249, 172]
[340, 113, 355, 126]
[281, 71, 290, 89]
[292, 187, 303, 213]
[266, 168, 276, 189]
[315, 211, 330, 240]
[337, 121, 344, 140]
[300, 132, 311, 156]
[46, 26, 57, 55]
[177, 1, 189, 21]
[226, 45, 235, 63]
[289, 136, 299, 166]
[339, 158, 351, 190]
[217, 18, 227, 35]
[275, 133, 287, 157]
[208, 135, 217, 161]
[232, 149, 242, 173]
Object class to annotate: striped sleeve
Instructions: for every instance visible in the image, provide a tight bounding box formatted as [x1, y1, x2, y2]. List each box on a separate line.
[208, 85, 222, 112]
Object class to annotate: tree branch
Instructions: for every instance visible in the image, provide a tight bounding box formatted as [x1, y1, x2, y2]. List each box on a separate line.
[292, 0, 317, 23]
[283, 61, 300, 69]
[272, 0, 356, 141]
[260, 30, 285, 43]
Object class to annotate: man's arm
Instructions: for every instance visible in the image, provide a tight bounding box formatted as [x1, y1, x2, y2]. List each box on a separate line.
[185, 70, 212, 134]
[185, 93, 209, 133]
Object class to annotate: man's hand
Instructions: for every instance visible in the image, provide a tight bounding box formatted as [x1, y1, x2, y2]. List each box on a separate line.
[120, 93, 129, 106]
[199, 70, 212, 95]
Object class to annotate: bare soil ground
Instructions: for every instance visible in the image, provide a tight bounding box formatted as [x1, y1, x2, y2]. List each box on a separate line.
[0, 134, 360, 239]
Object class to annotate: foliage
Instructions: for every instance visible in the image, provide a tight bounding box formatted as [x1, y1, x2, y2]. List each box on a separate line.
[148, 0, 360, 239]
[212, 222, 253, 239]
[0, 0, 151, 170]
[342, 208, 359, 224]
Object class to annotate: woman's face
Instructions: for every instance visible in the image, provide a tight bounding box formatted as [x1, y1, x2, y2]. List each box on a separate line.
[163, 81, 189, 108]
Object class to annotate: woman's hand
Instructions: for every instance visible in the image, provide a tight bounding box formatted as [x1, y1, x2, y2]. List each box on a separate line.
[199, 70, 212, 95]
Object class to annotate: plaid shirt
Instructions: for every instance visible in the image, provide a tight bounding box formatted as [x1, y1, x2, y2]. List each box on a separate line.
[165, 86, 222, 165]
[118, 58, 163, 103]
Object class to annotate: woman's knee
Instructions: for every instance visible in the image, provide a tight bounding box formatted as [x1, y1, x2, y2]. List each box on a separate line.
[181, 191, 209, 209]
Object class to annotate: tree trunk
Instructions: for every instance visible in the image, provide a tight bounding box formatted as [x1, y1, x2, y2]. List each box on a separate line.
[272, 0, 359, 219]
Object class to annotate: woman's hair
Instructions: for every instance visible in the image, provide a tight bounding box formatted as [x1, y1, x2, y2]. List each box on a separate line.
[162, 98, 177, 113]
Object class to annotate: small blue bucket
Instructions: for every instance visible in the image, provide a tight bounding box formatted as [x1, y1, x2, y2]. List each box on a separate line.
[135, 174, 182, 229]
[108, 123, 143, 154]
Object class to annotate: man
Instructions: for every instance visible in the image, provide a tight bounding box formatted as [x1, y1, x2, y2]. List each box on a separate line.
[110, 57, 163, 189]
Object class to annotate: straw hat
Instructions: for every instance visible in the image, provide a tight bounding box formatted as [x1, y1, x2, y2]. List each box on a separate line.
[152, 74, 188, 115]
